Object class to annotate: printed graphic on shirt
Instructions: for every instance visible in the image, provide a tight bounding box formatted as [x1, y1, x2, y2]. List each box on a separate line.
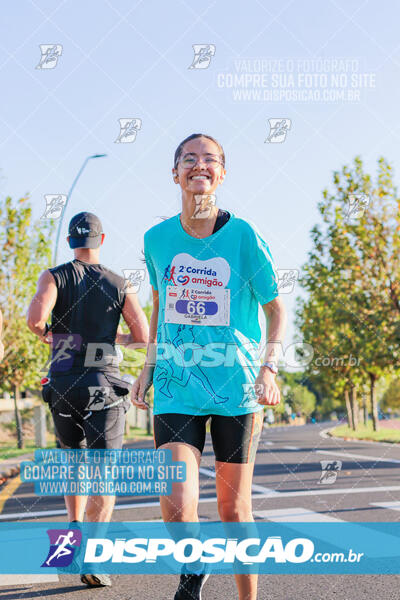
[156, 320, 229, 404]
[163, 253, 231, 326]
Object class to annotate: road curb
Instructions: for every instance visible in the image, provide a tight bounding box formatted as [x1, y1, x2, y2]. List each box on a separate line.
[0, 453, 33, 489]
[320, 425, 399, 447]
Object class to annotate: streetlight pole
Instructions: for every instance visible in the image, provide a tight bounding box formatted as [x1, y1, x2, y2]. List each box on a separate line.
[52, 153, 107, 266]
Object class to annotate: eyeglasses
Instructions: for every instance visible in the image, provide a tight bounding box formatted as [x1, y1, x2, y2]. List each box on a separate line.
[179, 154, 224, 169]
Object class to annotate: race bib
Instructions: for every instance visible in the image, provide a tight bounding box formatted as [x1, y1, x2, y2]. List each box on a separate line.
[165, 286, 230, 326]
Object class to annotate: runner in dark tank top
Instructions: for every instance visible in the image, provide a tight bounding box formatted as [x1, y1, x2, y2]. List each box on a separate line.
[48, 258, 128, 376]
[27, 211, 149, 589]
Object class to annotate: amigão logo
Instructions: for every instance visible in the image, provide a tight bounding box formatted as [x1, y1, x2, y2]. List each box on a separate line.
[42, 529, 82, 567]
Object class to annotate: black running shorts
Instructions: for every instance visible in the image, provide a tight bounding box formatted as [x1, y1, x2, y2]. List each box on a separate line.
[42, 371, 130, 450]
[153, 411, 264, 464]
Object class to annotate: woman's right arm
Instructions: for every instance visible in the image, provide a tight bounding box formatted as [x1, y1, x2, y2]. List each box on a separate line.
[146, 287, 159, 368]
[131, 287, 159, 409]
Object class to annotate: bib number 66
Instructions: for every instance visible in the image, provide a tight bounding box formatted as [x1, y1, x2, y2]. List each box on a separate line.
[187, 300, 205, 315]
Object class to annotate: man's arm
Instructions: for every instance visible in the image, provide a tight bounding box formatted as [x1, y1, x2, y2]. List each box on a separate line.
[130, 287, 159, 409]
[117, 286, 149, 349]
[26, 270, 58, 342]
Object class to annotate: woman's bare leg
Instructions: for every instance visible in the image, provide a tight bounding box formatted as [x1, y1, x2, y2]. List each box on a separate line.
[216, 460, 258, 600]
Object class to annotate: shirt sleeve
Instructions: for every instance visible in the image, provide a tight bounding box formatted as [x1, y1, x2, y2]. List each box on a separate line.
[247, 223, 279, 305]
[49, 265, 64, 290]
[144, 235, 158, 290]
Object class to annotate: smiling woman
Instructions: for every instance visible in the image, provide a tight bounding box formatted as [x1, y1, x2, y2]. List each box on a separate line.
[131, 133, 287, 600]
[173, 133, 226, 170]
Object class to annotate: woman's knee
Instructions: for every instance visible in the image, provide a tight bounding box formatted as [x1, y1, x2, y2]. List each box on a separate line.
[161, 491, 198, 521]
[217, 499, 252, 522]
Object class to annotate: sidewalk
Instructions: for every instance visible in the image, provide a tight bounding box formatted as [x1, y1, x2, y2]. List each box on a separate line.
[0, 452, 34, 486]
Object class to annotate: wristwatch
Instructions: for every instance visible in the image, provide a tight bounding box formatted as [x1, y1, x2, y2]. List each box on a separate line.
[261, 361, 278, 375]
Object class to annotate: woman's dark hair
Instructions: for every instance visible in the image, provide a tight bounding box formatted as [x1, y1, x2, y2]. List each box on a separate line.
[173, 133, 225, 169]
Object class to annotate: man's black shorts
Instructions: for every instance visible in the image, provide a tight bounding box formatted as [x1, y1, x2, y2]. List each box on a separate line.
[42, 371, 130, 450]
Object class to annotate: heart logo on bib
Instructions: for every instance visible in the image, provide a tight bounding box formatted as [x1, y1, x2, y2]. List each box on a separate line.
[177, 275, 190, 285]
[171, 253, 230, 288]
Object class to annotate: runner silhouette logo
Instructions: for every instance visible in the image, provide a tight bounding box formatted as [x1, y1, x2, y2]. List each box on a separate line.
[42, 529, 82, 567]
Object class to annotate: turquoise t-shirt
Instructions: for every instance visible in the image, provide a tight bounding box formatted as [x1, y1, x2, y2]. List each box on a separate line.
[144, 212, 279, 416]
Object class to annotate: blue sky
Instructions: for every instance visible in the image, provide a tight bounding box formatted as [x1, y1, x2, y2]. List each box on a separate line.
[1, 0, 399, 348]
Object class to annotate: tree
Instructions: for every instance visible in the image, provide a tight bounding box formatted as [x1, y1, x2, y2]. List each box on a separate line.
[297, 157, 400, 431]
[0, 196, 54, 447]
[381, 378, 400, 411]
[289, 384, 316, 417]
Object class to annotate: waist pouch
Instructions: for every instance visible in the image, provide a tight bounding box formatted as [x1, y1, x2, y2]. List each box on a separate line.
[42, 371, 132, 413]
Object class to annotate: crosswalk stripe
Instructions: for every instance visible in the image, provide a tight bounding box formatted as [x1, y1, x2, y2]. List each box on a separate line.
[254, 507, 343, 522]
[254, 506, 400, 559]
[315, 450, 400, 464]
[3, 485, 400, 521]
[370, 501, 400, 511]
[0, 574, 59, 586]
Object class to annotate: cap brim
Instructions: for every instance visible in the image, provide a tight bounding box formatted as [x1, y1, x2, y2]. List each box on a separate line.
[68, 235, 102, 249]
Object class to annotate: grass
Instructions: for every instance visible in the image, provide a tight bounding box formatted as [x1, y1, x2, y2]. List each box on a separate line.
[125, 426, 153, 441]
[330, 422, 400, 443]
[0, 426, 152, 463]
[0, 442, 56, 461]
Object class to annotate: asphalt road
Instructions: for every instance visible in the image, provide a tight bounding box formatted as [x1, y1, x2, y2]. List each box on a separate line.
[1, 422, 400, 599]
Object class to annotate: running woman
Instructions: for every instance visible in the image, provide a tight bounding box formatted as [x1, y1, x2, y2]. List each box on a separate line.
[132, 134, 287, 600]
[27, 211, 149, 588]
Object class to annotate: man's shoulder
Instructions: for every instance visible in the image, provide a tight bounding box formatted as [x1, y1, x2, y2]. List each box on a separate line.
[49, 260, 73, 274]
[99, 264, 125, 288]
[48, 261, 74, 283]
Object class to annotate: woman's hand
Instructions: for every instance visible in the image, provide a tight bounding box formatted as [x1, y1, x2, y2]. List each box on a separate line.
[255, 367, 281, 406]
[131, 366, 154, 410]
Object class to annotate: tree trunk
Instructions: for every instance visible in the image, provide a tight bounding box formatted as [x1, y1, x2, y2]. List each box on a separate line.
[370, 373, 379, 432]
[345, 389, 353, 430]
[362, 392, 368, 426]
[350, 386, 358, 430]
[13, 384, 24, 449]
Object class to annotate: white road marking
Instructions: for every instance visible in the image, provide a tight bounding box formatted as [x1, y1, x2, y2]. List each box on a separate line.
[254, 507, 399, 558]
[3, 485, 400, 520]
[199, 467, 280, 497]
[370, 501, 400, 511]
[282, 446, 300, 450]
[255, 507, 343, 522]
[0, 574, 59, 586]
[263, 441, 274, 445]
[315, 449, 400, 464]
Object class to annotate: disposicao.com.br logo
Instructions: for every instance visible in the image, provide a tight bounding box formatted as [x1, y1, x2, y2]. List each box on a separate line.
[1, 521, 389, 576]
[84, 535, 363, 566]
[42, 529, 82, 567]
